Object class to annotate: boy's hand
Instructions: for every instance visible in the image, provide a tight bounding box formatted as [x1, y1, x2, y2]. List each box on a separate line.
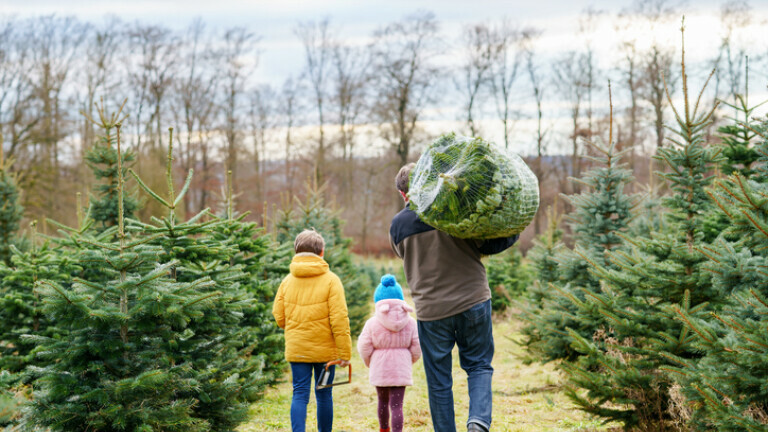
[337, 359, 350, 367]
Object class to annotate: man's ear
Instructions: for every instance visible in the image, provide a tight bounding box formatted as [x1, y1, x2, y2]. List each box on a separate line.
[399, 190, 408, 202]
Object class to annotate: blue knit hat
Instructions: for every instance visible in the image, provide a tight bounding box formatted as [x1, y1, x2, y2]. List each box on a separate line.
[374, 274, 404, 303]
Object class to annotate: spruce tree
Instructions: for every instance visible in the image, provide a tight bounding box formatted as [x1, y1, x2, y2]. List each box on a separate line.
[519, 86, 638, 362]
[275, 180, 372, 336]
[561, 22, 727, 429]
[25, 124, 215, 431]
[0, 222, 80, 375]
[0, 139, 24, 264]
[669, 117, 768, 431]
[484, 245, 533, 312]
[83, 100, 140, 231]
[126, 132, 282, 428]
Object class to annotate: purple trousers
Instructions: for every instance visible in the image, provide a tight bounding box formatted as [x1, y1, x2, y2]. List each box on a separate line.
[376, 386, 406, 432]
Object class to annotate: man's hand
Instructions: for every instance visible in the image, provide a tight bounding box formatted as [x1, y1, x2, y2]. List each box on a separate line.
[337, 359, 350, 367]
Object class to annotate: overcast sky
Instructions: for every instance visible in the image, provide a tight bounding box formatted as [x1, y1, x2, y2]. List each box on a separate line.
[3, 0, 768, 154]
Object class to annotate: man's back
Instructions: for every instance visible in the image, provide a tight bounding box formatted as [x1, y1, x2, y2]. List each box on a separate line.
[389, 207, 516, 321]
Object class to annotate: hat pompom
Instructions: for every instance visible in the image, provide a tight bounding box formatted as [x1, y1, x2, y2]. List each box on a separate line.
[374, 273, 404, 303]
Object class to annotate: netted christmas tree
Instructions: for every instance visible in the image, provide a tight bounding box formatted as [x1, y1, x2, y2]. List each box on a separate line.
[667, 116, 768, 431]
[0, 139, 24, 265]
[275, 180, 372, 336]
[560, 22, 728, 429]
[519, 86, 639, 362]
[83, 100, 140, 232]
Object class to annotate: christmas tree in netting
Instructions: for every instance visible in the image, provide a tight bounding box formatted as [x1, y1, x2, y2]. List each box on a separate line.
[668, 116, 768, 431]
[560, 22, 728, 429]
[275, 180, 371, 336]
[519, 86, 639, 363]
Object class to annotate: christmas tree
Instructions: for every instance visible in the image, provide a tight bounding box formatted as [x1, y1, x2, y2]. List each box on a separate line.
[561, 21, 727, 429]
[0, 138, 24, 264]
[668, 117, 768, 431]
[83, 100, 140, 231]
[275, 180, 373, 336]
[127, 132, 284, 428]
[520, 85, 638, 362]
[484, 245, 533, 312]
[25, 124, 219, 431]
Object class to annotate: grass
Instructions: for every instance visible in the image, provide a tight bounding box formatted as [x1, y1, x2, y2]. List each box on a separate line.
[240, 313, 618, 432]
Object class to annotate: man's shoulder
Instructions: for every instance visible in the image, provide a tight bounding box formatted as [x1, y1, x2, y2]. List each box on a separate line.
[389, 206, 434, 246]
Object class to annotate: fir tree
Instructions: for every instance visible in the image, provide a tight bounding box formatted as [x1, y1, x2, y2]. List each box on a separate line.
[485, 245, 533, 312]
[561, 21, 727, 429]
[83, 100, 140, 231]
[520, 85, 638, 362]
[0, 222, 80, 376]
[0, 139, 24, 264]
[127, 132, 282, 428]
[25, 124, 216, 431]
[669, 117, 768, 431]
[275, 180, 372, 336]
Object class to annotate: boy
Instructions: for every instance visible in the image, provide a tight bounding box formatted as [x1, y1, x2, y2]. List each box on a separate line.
[272, 229, 351, 432]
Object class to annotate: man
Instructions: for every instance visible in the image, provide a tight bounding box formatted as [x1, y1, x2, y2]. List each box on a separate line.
[389, 163, 518, 432]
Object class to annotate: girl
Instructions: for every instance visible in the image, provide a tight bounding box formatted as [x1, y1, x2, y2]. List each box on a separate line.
[358, 274, 421, 432]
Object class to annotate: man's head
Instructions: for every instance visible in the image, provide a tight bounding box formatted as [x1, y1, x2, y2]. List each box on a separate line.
[395, 163, 415, 201]
[294, 229, 325, 256]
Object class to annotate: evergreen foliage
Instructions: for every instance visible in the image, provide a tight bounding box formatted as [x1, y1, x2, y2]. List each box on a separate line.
[0, 141, 24, 265]
[0, 223, 80, 375]
[484, 245, 533, 311]
[275, 180, 372, 336]
[519, 85, 638, 363]
[83, 100, 140, 232]
[669, 117, 768, 431]
[560, 23, 728, 429]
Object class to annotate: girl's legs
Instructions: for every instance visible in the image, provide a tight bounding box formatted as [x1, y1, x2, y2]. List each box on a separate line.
[389, 387, 406, 432]
[376, 386, 391, 431]
[313, 363, 335, 432]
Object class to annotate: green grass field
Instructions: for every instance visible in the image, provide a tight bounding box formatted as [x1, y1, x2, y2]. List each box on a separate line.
[240, 314, 618, 432]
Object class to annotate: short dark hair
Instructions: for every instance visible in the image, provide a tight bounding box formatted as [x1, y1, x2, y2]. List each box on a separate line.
[396, 163, 415, 194]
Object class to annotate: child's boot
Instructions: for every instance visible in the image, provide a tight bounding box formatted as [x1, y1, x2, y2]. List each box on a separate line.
[380, 428, 390, 432]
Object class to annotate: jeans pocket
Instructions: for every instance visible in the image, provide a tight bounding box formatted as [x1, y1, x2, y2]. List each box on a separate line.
[462, 300, 488, 323]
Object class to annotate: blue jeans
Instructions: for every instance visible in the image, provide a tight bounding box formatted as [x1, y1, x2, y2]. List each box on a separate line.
[418, 299, 494, 432]
[290, 362, 335, 432]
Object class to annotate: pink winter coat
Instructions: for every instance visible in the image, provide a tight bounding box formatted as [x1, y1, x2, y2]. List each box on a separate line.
[357, 299, 421, 387]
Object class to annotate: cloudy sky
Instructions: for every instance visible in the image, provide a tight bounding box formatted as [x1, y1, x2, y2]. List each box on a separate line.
[3, 0, 768, 154]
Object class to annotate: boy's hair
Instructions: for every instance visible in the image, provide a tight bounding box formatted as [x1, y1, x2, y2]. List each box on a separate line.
[294, 229, 325, 255]
[395, 163, 415, 194]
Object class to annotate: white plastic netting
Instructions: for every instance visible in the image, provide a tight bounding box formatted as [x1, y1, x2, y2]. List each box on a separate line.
[408, 133, 540, 239]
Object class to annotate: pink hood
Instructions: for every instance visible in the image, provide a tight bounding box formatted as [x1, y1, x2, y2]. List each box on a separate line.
[357, 298, 421, 387]
[374, 299, 414, 332]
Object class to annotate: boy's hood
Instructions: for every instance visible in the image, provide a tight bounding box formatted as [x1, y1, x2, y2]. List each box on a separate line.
[290, 253, 330, 278]
[375, 299, 413, 332]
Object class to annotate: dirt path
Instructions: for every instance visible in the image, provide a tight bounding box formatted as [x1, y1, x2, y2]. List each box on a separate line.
[240, 317, 614, 432]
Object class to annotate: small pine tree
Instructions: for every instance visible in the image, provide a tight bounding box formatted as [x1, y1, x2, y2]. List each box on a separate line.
[0, 222, 80, 376]
[669, 117, 768, 431]
[25, 124, 214, 431]
[83, 100, 140, 231]
[484, 245, 533, 312]
[520, 85, 639, 362]
[0, 140, 24, 264]
[275, 180, 371, 336]
[561, 22, 727, 429]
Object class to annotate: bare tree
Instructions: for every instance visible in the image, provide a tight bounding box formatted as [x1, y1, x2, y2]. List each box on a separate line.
[370, 11, 440, 168]
[171, 19, 220, 214]
[456, 23, 494, 137]
[488, 20, 524, 148]
[552, 51, 587, 193]
[0, 17, 35, 166]
[249, 84, 275, 210]
[717, 0, 752, 109]
[295, 19, 333, 183]
[279, 75, 303, 196]
[220, 27, 258, 187]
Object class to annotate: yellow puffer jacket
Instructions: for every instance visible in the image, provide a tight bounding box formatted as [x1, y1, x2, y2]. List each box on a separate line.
[272, 253, 351, 363]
